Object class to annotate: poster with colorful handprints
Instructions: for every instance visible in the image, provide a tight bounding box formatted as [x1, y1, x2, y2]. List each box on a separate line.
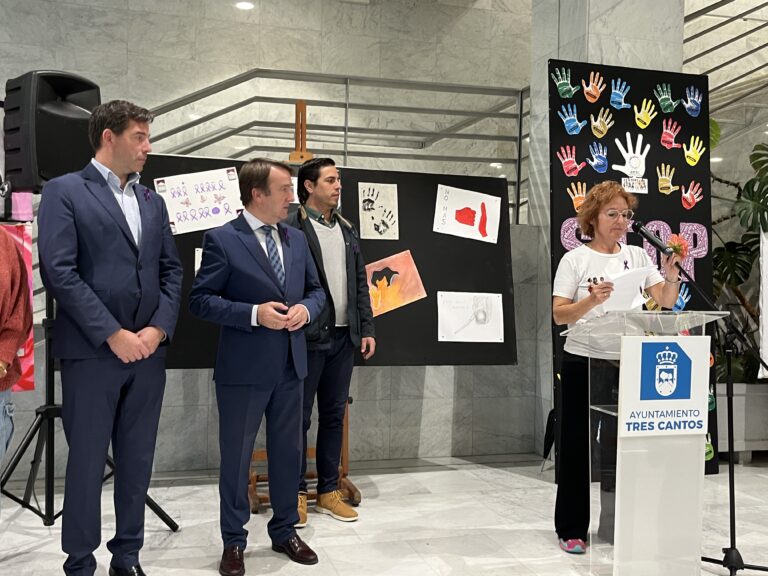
[1, 223, 34, 392]
[437, 291, 504, 343]
[365, 250, 426, 317]
[358, 182, 399, 240]
[155, 167, 243, 235]
[432, 184, 501, 244]
[549, 59, 712, 311]
[548, 59, 716, 470]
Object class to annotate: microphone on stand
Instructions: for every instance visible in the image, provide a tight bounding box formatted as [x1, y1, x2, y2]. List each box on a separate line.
[631, 219, 674, 256]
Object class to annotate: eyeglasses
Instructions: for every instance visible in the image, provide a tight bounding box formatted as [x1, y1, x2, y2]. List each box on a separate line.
[604, 209, 634, 220]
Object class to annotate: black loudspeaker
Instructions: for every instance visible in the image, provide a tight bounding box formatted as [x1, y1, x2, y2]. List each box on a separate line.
[3, 71, 100, 193]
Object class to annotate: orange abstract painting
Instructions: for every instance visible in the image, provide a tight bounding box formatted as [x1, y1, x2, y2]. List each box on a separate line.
[365, 250, 427, 317]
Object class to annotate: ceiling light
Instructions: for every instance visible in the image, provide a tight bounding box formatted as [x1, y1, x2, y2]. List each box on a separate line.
[499, 174, 507, 179]
[489, 162, 503, 169]
[235, 1, 255, 9]
[188, 113, 202, 120]
[710, 157, 723, 162]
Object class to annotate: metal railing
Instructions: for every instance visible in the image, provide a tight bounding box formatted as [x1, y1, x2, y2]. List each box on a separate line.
[684, 0, 768, 113]
[148, 68, 530, 223]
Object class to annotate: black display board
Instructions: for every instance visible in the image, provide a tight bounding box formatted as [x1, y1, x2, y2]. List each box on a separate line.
[142, 154, 517, 368]
[548, 59, 718, 472]
[335, 167, 515, 366]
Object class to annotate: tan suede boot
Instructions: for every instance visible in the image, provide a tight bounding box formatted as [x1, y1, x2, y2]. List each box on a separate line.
[296, 492, 308, 528]
[315, 490, 358, 522]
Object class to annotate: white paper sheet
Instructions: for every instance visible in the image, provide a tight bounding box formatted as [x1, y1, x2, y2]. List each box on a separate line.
[437, 291, 504, 343]
[761, 232, 768, 379]
[599, 266, 657, 312]
[358, 182, 399, 240]
[194, 248, 203, 275]
[291, 176, 299, 204]
[155, 167, 243, 235]
[433, 184, 501, 244]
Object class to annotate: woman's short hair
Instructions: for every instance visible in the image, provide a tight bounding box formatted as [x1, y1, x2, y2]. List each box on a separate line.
[577, 180, 638, 237]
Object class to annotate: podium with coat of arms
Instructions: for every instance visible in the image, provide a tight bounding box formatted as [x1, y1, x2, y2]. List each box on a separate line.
[562, 310, 727, 576]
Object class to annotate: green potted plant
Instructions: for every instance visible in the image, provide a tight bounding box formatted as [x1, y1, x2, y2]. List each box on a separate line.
[710, 136, 768, 461]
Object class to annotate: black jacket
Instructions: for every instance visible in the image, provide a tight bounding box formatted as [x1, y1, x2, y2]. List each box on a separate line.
[283, 206, 375, 351]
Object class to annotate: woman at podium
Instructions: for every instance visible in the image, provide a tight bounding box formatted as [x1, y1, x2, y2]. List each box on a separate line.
[550, 181, 681, 554]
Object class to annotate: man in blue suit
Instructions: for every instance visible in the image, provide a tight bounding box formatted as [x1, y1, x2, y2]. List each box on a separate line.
[38, 100, 182, 576]
[189, 158, 325, 574]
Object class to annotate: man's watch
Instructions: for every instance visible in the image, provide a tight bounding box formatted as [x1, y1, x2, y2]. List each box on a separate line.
[0, 362, 8, 378]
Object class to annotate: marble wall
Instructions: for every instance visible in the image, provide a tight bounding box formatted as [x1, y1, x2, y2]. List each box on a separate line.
[527, 0, 684, 453]
[1, 0, 540, 476]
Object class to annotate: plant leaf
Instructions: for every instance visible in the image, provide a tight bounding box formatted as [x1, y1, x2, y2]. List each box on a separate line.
[710, 117, 721, 150]
[734, 176, 768, 233]
[750, 143, 768, 178]
[741, 231, 761, 259]
[713, 241, 754, 286]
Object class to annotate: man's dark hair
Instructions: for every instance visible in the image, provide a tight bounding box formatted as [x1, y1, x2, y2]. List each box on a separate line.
[238, 158, 294, 206]
[88, 100, 154, 151]
[297, 157, 336, 204]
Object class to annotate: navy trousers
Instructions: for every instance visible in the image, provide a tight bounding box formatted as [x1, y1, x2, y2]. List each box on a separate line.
[299, 328, 355, 494]
[216, 361, 303, 548]
[60, 356, 166, 576]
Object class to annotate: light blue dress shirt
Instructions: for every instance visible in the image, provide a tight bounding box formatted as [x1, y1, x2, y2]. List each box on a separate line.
[90, 158, 142, 246]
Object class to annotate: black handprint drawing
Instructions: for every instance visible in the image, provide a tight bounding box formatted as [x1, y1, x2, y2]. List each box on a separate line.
[362, 187, 379, 212]
[372, 209, 396, 236]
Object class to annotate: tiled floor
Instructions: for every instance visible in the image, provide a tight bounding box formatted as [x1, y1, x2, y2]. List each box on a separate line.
[1, 454, 767, 575]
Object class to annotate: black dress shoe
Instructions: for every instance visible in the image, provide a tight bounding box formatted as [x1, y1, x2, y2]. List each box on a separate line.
[272, 534, 318, 565]
[219, 545, 245, 576]
[109, 566, 147, 576]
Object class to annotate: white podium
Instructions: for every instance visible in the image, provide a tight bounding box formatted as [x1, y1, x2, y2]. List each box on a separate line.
[562, 311, 727, 576]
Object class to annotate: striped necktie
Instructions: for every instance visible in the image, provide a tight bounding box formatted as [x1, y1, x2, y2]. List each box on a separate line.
[260, 225, 285, 287]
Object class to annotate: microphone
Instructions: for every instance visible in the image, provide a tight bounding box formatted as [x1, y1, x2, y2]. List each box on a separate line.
[631, 219, 674, 256]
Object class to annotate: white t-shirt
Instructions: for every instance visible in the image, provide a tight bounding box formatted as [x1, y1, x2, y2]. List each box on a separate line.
[552, 243, 664, 359]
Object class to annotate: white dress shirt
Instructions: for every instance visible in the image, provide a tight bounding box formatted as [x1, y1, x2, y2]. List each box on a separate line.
[241, 210, 309, 327]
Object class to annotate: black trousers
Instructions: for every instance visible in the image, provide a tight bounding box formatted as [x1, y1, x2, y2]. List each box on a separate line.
[299, 327, 355, 494]
[554, 351, 619, 542]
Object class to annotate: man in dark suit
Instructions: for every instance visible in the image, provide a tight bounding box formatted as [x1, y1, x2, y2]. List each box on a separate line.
[284, 158, 375, 527]
[38, 100, 183, 576]
[189, 158, 325, 574]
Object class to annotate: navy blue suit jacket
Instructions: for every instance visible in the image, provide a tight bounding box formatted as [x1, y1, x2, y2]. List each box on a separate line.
[38, 162, 183, 359]
[189, 213, 325, 385]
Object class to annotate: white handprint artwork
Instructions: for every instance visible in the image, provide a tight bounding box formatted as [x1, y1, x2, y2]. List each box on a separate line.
[612, 131, 650, 178]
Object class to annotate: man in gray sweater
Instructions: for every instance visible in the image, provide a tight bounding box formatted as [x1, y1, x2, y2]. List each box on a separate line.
[283, 158, 375, 527]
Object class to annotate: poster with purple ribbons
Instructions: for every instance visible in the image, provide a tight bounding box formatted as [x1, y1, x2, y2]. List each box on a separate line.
[155, 167, 243, 235]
